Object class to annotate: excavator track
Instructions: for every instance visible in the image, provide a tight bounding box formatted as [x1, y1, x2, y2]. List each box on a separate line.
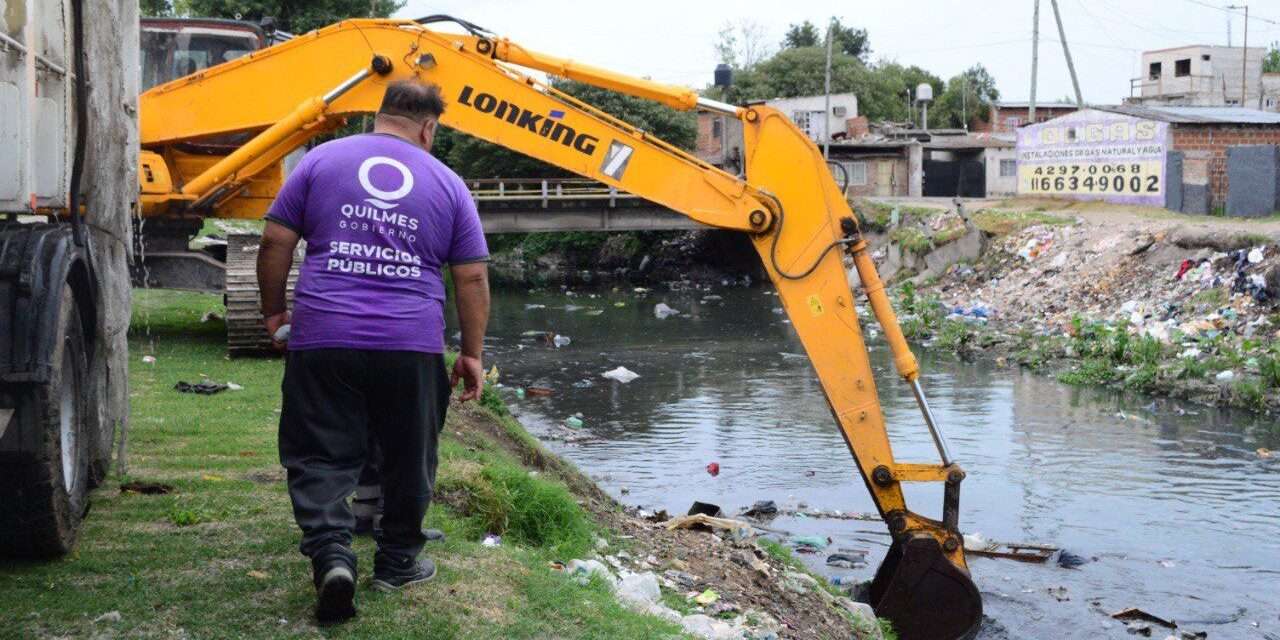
[224, 232, 302, 356]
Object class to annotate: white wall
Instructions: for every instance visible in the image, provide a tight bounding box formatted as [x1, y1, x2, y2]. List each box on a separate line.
[984, 147, 1017, 197]
[766, 93, 858, 143]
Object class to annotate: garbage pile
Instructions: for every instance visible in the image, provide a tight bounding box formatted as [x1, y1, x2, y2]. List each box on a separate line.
[933, 223, 1280, 344]
[558, 505, 887, 640]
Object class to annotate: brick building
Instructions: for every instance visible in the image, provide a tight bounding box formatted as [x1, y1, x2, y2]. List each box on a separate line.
[975, 101, 1079, 134]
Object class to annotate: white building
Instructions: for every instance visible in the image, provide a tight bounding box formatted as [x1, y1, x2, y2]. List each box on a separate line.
[1263, 73, 1280, 112]
[766, 93, 858, 143]
[1129, 45, 1267, 107]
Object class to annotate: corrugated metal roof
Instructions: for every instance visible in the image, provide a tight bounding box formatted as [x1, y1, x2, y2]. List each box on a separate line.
[925, 134, 1015, 149]
[1095, 104, 1280, 125]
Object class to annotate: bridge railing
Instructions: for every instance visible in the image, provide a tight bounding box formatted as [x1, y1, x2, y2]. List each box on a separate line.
[466, 178, 638, 208]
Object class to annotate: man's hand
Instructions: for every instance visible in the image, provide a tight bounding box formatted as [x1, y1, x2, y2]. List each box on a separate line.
[257, 220, 300, 353]
[264, 311, 290, 352]
[450, 355, 483, 402]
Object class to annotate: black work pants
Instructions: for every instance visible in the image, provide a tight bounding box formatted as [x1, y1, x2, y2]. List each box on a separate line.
[278, 349, 449, 561]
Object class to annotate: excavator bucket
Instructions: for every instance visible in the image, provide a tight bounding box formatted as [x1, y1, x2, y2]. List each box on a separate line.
[867, 535, 983, 640]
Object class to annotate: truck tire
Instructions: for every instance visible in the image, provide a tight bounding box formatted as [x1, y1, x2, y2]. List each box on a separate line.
[0, 289, 92, 558]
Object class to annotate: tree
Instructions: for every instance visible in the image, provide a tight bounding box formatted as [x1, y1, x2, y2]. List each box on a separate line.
[435, 79, 697, 179]
[828, 19, 870, 61]
[174, 0, 404, 32]
[724, 47, 860, 102]
[1265, 42, 1280, 74]
[783, 21, 821, 48]
[140, 0, 174, 16]
[856, 61, 943, 123]
[931, 65, 1000, 129]
[713, 19, 772, 71]
[781, 18, 870, 61]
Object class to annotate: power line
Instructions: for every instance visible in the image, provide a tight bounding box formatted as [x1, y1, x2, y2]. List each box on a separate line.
[1181, 0, 1280, 27]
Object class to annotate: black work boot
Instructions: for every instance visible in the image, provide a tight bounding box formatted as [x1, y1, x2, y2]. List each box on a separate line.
[371, 551, 437, 592]
[311, 544, 357, 624]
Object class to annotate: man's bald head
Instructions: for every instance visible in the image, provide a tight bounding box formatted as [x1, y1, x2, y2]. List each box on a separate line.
[374, 80, 446, 152]
[378, 80, 446, 121]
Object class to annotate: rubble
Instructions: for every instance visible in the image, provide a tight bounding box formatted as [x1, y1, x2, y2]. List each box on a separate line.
[905, 210, 1280, 411]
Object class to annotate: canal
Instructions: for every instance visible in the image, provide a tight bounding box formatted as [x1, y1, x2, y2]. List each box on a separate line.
[456, 284, 1280, 639]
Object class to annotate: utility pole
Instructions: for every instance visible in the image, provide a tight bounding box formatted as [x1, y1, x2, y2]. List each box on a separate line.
[1228, 4, 1249, 106]
[1030, 0, 1040, 123]
[1050, 0, 1084, 106]
[823, 18, 834, 160]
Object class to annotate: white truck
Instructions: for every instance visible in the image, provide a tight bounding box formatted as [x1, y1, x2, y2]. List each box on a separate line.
[0, 0, 138, 557]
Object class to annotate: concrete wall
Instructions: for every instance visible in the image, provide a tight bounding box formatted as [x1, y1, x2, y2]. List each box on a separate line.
[1139, 45, 1266, 106]
[766, 93, 858, 143]
[984, 146, 1017, 197]
[1263, 73, 1280, 112]
[1171, 124, 1280, 211]
[833, 156, 910, 198]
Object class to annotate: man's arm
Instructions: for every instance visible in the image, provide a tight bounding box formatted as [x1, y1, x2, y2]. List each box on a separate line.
[257, 220, 301, 348]
[449, 261, 490, 402]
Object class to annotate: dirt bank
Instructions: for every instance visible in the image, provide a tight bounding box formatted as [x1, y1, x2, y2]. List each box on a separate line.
[454, 398, 892, 639]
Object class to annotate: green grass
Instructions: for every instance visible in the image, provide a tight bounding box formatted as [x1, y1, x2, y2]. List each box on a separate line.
[852, 200, 944, 233]
[971, 208, 1075, 235]
[0, 290, 682, 639]
[889, 227, 931, 255]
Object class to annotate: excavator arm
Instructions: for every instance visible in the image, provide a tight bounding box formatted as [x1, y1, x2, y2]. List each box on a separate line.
[138, 17, 981, 640]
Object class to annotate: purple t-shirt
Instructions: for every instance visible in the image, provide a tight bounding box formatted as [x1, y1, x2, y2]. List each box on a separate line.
[266, 133, 488, 353]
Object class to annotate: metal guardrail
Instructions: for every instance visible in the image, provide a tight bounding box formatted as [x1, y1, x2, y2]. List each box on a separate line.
[467, 178, 636, 208]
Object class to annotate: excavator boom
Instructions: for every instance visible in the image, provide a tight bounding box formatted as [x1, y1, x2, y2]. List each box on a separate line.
[138, 17, 981, 639]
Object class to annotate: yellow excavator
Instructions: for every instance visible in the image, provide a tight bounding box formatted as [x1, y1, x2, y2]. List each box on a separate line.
[136, 15, 982, 639]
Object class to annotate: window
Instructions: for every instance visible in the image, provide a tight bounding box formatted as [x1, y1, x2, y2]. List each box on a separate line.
[711, 119, 722, 139]
[1149, 62, 1162, 80]
[999, 159, 1017, 177]
[791, 110, 826, 141]
[1202, 54, 1211, 61]
[1175, 58, 1191, 77]
[847, 161, 868, 186]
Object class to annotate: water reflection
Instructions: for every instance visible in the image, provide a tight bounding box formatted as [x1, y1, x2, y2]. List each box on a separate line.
[451, 285, 1279, 640]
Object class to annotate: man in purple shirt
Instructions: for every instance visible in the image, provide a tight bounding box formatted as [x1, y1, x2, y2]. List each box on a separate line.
[256, 80, 490, 623]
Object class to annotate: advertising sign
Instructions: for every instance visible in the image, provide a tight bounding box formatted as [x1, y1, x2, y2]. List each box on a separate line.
[1016, 109, 1169, 206]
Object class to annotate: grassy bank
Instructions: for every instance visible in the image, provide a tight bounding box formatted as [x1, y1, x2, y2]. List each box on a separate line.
[0, 290, 681, 639]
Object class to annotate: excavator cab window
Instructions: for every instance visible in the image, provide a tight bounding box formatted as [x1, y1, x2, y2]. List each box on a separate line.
[140, 20, 266, 90]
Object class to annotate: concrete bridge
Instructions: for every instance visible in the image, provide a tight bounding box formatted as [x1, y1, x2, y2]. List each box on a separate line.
[468, 178, 703, 234]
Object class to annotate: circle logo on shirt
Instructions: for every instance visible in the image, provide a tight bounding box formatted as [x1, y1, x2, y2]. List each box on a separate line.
[358, 156, 414, 210]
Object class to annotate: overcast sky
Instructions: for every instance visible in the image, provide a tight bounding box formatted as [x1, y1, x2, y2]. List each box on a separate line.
[396, 0, 1280, 106]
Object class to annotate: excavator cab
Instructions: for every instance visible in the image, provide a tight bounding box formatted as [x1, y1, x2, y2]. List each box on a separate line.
[140, 18, 292, 91]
